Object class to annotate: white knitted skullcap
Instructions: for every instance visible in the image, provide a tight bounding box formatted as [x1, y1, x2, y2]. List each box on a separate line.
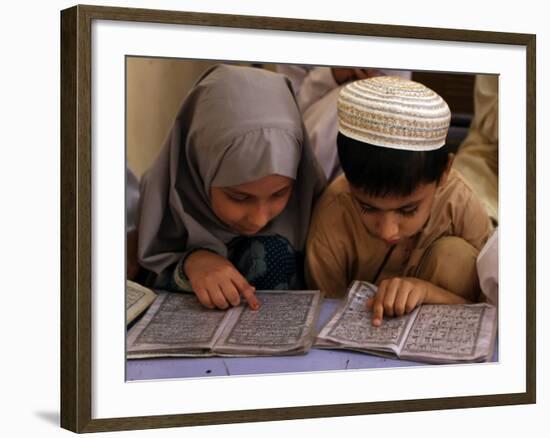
[337, 76, 451, 151]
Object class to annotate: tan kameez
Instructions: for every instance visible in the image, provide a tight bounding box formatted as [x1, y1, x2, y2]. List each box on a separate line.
[305, 169, 492, 298]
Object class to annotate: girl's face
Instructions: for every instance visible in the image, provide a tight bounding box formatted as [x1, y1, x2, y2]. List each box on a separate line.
[210, 175, 294, 236]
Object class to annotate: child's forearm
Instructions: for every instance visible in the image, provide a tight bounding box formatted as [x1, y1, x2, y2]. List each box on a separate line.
[172, 257, 194, 292]
[425, 283, 471, 305]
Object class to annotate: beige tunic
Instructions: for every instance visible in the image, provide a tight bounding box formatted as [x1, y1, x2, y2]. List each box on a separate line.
[305, 169, 492, 298]
[453, 75, 499, 222]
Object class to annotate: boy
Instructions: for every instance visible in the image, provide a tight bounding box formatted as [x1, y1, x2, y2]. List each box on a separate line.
[305, 76, 492, 326]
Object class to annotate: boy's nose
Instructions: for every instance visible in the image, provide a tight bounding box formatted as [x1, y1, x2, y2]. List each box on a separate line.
[376, 215, 399, 241]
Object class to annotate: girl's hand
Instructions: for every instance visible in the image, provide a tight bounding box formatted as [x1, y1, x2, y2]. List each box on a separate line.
[366, 277, 430, 327]
[184, 250, 260, 310]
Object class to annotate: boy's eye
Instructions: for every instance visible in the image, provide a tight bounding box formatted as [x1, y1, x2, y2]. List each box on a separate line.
[399, 207, 418, 217]
[358, 203, 418, 216]
[359, 204, 377, 214]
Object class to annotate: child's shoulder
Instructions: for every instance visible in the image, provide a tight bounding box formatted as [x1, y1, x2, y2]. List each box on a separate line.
[431, 168, 489, 230]
[438, 168, 478, 204]
[430, 168, 493, 248]
[316, 173, 354, 208]
[310, 174, 357, 229]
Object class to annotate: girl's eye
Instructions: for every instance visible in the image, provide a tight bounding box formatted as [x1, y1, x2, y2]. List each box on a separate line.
[226, 192, 249, 202]
[399, 207, 418, 217]
[272, 187, 290, 198]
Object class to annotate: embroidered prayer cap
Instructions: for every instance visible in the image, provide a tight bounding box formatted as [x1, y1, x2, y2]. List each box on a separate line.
[337, 76, 451, 151]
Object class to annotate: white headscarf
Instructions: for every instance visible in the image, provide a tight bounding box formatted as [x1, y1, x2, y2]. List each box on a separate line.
[138, 64, 326, 285]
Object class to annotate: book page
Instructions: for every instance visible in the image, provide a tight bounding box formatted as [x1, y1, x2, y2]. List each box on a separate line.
[399, 303, 497, 363]
[126, 291, 233, 358]
[316, 281, 418, 353]
[214, 290, 322, 355]
[126, 280, 157, 325]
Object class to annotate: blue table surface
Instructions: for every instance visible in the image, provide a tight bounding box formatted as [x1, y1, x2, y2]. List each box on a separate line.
[126, 298, 498, 381]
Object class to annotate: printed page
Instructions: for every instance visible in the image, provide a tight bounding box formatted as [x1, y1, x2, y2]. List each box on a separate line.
[399, 303, 497, 363]
[214, 290, 323, 355]
[126, 291, 233, 358]
[126, 280, 157, 325]
[316, 281, 418, 354]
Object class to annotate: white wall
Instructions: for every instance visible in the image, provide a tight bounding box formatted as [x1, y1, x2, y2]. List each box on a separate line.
[1, 0, 546, 437]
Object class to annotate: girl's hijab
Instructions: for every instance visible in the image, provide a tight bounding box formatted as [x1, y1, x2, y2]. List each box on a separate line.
[138, 64, 326, 284]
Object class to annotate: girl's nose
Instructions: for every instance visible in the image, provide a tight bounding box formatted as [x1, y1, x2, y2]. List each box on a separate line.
[248, 203, 271, 230]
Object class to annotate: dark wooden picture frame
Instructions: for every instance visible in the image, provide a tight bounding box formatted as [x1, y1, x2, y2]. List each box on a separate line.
[61, 4, 536, 433]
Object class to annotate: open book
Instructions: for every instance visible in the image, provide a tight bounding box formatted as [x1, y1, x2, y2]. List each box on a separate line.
[127, 289, 323, 359]
[126, 280, 157, 325]
[316, 281, 497, 364]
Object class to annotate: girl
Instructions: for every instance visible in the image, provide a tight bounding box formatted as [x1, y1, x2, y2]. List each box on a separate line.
[138, 64, 326, 310]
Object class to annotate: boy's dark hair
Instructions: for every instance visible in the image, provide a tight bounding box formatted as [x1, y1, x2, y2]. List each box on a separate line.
[337, 132, 451, 197]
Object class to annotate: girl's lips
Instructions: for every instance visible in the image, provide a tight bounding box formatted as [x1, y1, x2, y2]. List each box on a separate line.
[239, 226, 262, 235]
[386, 239, 400, 245]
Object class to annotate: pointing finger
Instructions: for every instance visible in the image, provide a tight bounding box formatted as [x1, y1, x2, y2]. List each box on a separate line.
[371, 284, 387, 327]
[233, 276, 260, 310]
[241, 285, 260, 310]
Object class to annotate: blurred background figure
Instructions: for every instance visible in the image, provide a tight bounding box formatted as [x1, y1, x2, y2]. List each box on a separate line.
[453, 75, 499, 224]
[277, 66, 411, 181]
[477, 229, 498, 306]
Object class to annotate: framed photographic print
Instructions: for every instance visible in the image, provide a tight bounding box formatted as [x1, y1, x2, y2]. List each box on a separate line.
[60, 4, 536, 433]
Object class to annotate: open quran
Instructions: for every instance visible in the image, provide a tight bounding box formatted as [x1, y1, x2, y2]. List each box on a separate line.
[315, 281, 497, 364]
[127, 289, 323, 359]
[126, 280, 157, 325]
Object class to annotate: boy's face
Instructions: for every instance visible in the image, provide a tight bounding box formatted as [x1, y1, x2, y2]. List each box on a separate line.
[349, 179, 443, 245]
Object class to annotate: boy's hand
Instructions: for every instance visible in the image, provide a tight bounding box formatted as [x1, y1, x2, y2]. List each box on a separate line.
[184, 250, 260, 311]
[366, 277, 431, 327]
